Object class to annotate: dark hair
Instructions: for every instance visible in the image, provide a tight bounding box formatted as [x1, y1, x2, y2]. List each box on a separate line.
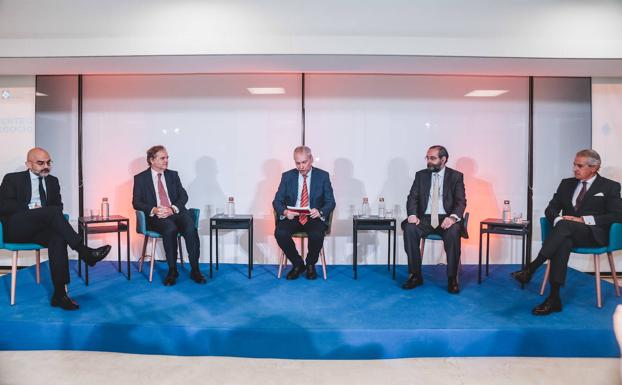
[429, 145, 449, 161]
[146, 145, 166, 166]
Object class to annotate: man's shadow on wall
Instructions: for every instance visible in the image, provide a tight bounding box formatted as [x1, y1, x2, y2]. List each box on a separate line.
[331, 158, 369, 264]
[247, 158, 284, 266]
[454, 157, 499, 264]
[186, 156, 226, 264]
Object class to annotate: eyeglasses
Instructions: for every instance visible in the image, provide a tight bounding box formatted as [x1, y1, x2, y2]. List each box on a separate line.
[424, 156, 440, 161]
[34, 160, 53, 166]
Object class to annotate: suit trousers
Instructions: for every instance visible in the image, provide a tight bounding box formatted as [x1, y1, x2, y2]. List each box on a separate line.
[4, 206, 81, 285]
[539, 219, 597, 285]
[402, 214, 461, 277]
[147, 210, 200, 271]
[274, 217, 327, 268]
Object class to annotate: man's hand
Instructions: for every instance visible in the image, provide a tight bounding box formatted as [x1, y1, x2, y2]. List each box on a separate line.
[561, 215, 584, 223]
[309, 208, 321, 219]
[156, 206, 174, 219]
[407, 215, 420, 225]
[284, 209, 300, 220]
[441, 216, 457, 229]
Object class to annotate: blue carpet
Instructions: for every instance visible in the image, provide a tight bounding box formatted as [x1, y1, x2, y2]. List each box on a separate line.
[0, 260, 620, 359]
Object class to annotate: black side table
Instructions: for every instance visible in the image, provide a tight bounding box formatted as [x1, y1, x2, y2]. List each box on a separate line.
[352, 215, 397, 280]
[209, 214, 254, 279]
[78, 215, 130, 286]
[478, 218, 530, 286]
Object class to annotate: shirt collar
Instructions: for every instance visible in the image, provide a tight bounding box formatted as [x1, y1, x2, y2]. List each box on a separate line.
[299, 168, 313, 179]
[151, 168, 165, 178]
[29, 170, 41, 180]
[432, 167, 446, 179]
[580, 174, 597, 185]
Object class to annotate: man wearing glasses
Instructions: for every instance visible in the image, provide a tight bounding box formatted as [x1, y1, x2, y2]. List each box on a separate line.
[401, 145, 467, 294]
[0, 147, 111, 310]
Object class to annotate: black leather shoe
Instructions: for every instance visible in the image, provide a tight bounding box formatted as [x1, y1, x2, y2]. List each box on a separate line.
[82, 245, 112, 267]
[306, 265, 318, 280]
[286, 265, 306, 280]
[190, 270, 207, 284]
[448, 277, 460, 294]
[532, 296, 562, 316]
[51, 294, 80, 310]
[163, 270, 179, 286]
[511, 268, 532, 285]
[401, 274, 424, 290]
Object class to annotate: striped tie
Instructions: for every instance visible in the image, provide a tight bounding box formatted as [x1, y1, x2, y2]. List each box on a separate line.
[299, 175, 309, 225]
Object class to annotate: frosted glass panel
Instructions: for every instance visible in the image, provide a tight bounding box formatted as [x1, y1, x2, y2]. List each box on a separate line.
[305, 74, 529, 265]
[82, 74, 302, 264]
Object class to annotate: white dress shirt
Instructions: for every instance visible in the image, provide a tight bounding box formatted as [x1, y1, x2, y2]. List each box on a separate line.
[553, 174, 597, 226]
[28, 170, 46, 209]
[150, 168, 178, 215]
[295, 168, 312, 207]
[425, 167, 447, 215]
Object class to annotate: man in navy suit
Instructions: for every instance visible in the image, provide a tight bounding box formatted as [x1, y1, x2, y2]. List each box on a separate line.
[512, 149, 622, 315]
[402, 145, 467, 294]
[0, 147, 111, 310]
[132, 145, 206, 286]
[273, 146, 336, 280]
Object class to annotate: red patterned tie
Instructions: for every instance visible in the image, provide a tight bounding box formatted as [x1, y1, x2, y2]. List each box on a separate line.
[299, 174, 309, 225]
[157, 173, 171, 207]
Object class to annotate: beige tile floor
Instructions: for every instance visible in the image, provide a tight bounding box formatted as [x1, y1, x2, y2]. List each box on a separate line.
[0, 352, 620, 385]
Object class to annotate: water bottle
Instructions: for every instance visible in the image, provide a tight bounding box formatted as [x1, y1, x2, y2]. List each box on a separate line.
[101, 197, 110, 220]
[361, 197, 370, 218]
[226, 196, 235, 217]
[378, 197, 386, 218]
[502, 200, 511, 223]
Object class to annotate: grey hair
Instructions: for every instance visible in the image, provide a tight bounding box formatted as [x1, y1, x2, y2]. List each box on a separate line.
[576, 149, 601, 167]
[293, 145, 313, 159]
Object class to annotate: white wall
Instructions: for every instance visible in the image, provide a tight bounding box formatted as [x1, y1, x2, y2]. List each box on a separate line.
[305, 74, 529, 265]
[1, 1, 621, 59]
[81, 74, 302, 265]
[592, 77, 622, 272]
[0, 75, 35, 264]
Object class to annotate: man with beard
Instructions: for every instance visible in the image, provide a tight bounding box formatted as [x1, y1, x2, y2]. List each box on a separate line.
[0, 147, 111, 310]
[511, 149, 622, 315]
[401, 145, 467, 294]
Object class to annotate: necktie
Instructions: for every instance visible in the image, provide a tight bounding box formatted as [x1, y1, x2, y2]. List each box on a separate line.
[157, 173, 171, 207]
[38, 176, 47, 206]
[574, 181, 588, 211]
[431, 173, 440, 228]
[299, 175, 309, 225]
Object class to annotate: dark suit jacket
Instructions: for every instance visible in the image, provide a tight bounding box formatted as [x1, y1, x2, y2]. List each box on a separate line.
[272, 167, 336, 221]
[544, 174, 622, 246]
[405, 167, 467, 236]
[132, 168, 189, 217]
[0, 170, 63, 226]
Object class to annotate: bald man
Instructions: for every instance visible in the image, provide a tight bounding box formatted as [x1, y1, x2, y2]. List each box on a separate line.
[0, 148, 111, 310]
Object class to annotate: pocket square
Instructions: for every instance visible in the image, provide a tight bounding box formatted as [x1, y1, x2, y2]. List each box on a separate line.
[594, 192, 605, 196]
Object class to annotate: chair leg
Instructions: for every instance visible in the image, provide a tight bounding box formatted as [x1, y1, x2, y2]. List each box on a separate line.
[419, 239, 425, 259]
[35, 249, 41, 284]
[10, 251, 18, 305]
[139, 236, 148, 273]
[595, 254, 602, 308]
[149, 238, 157, 283]
[540, 262, 550, 296]
[277, 251, 287, 279]
[178, 236, 184, 267]
[607, 252, 621, 297]
[320, 248, 327, 280]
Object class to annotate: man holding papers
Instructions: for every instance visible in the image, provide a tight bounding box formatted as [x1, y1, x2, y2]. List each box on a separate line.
[273, 146, 336, 280]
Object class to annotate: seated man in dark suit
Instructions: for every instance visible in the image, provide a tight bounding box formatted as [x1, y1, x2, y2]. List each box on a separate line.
[402, 145, 467, 294]
[512, 149, 622, 315]
[132, 145, 206, 286]
[273, 146, 336, 280]
[0, 147, 111, 310]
